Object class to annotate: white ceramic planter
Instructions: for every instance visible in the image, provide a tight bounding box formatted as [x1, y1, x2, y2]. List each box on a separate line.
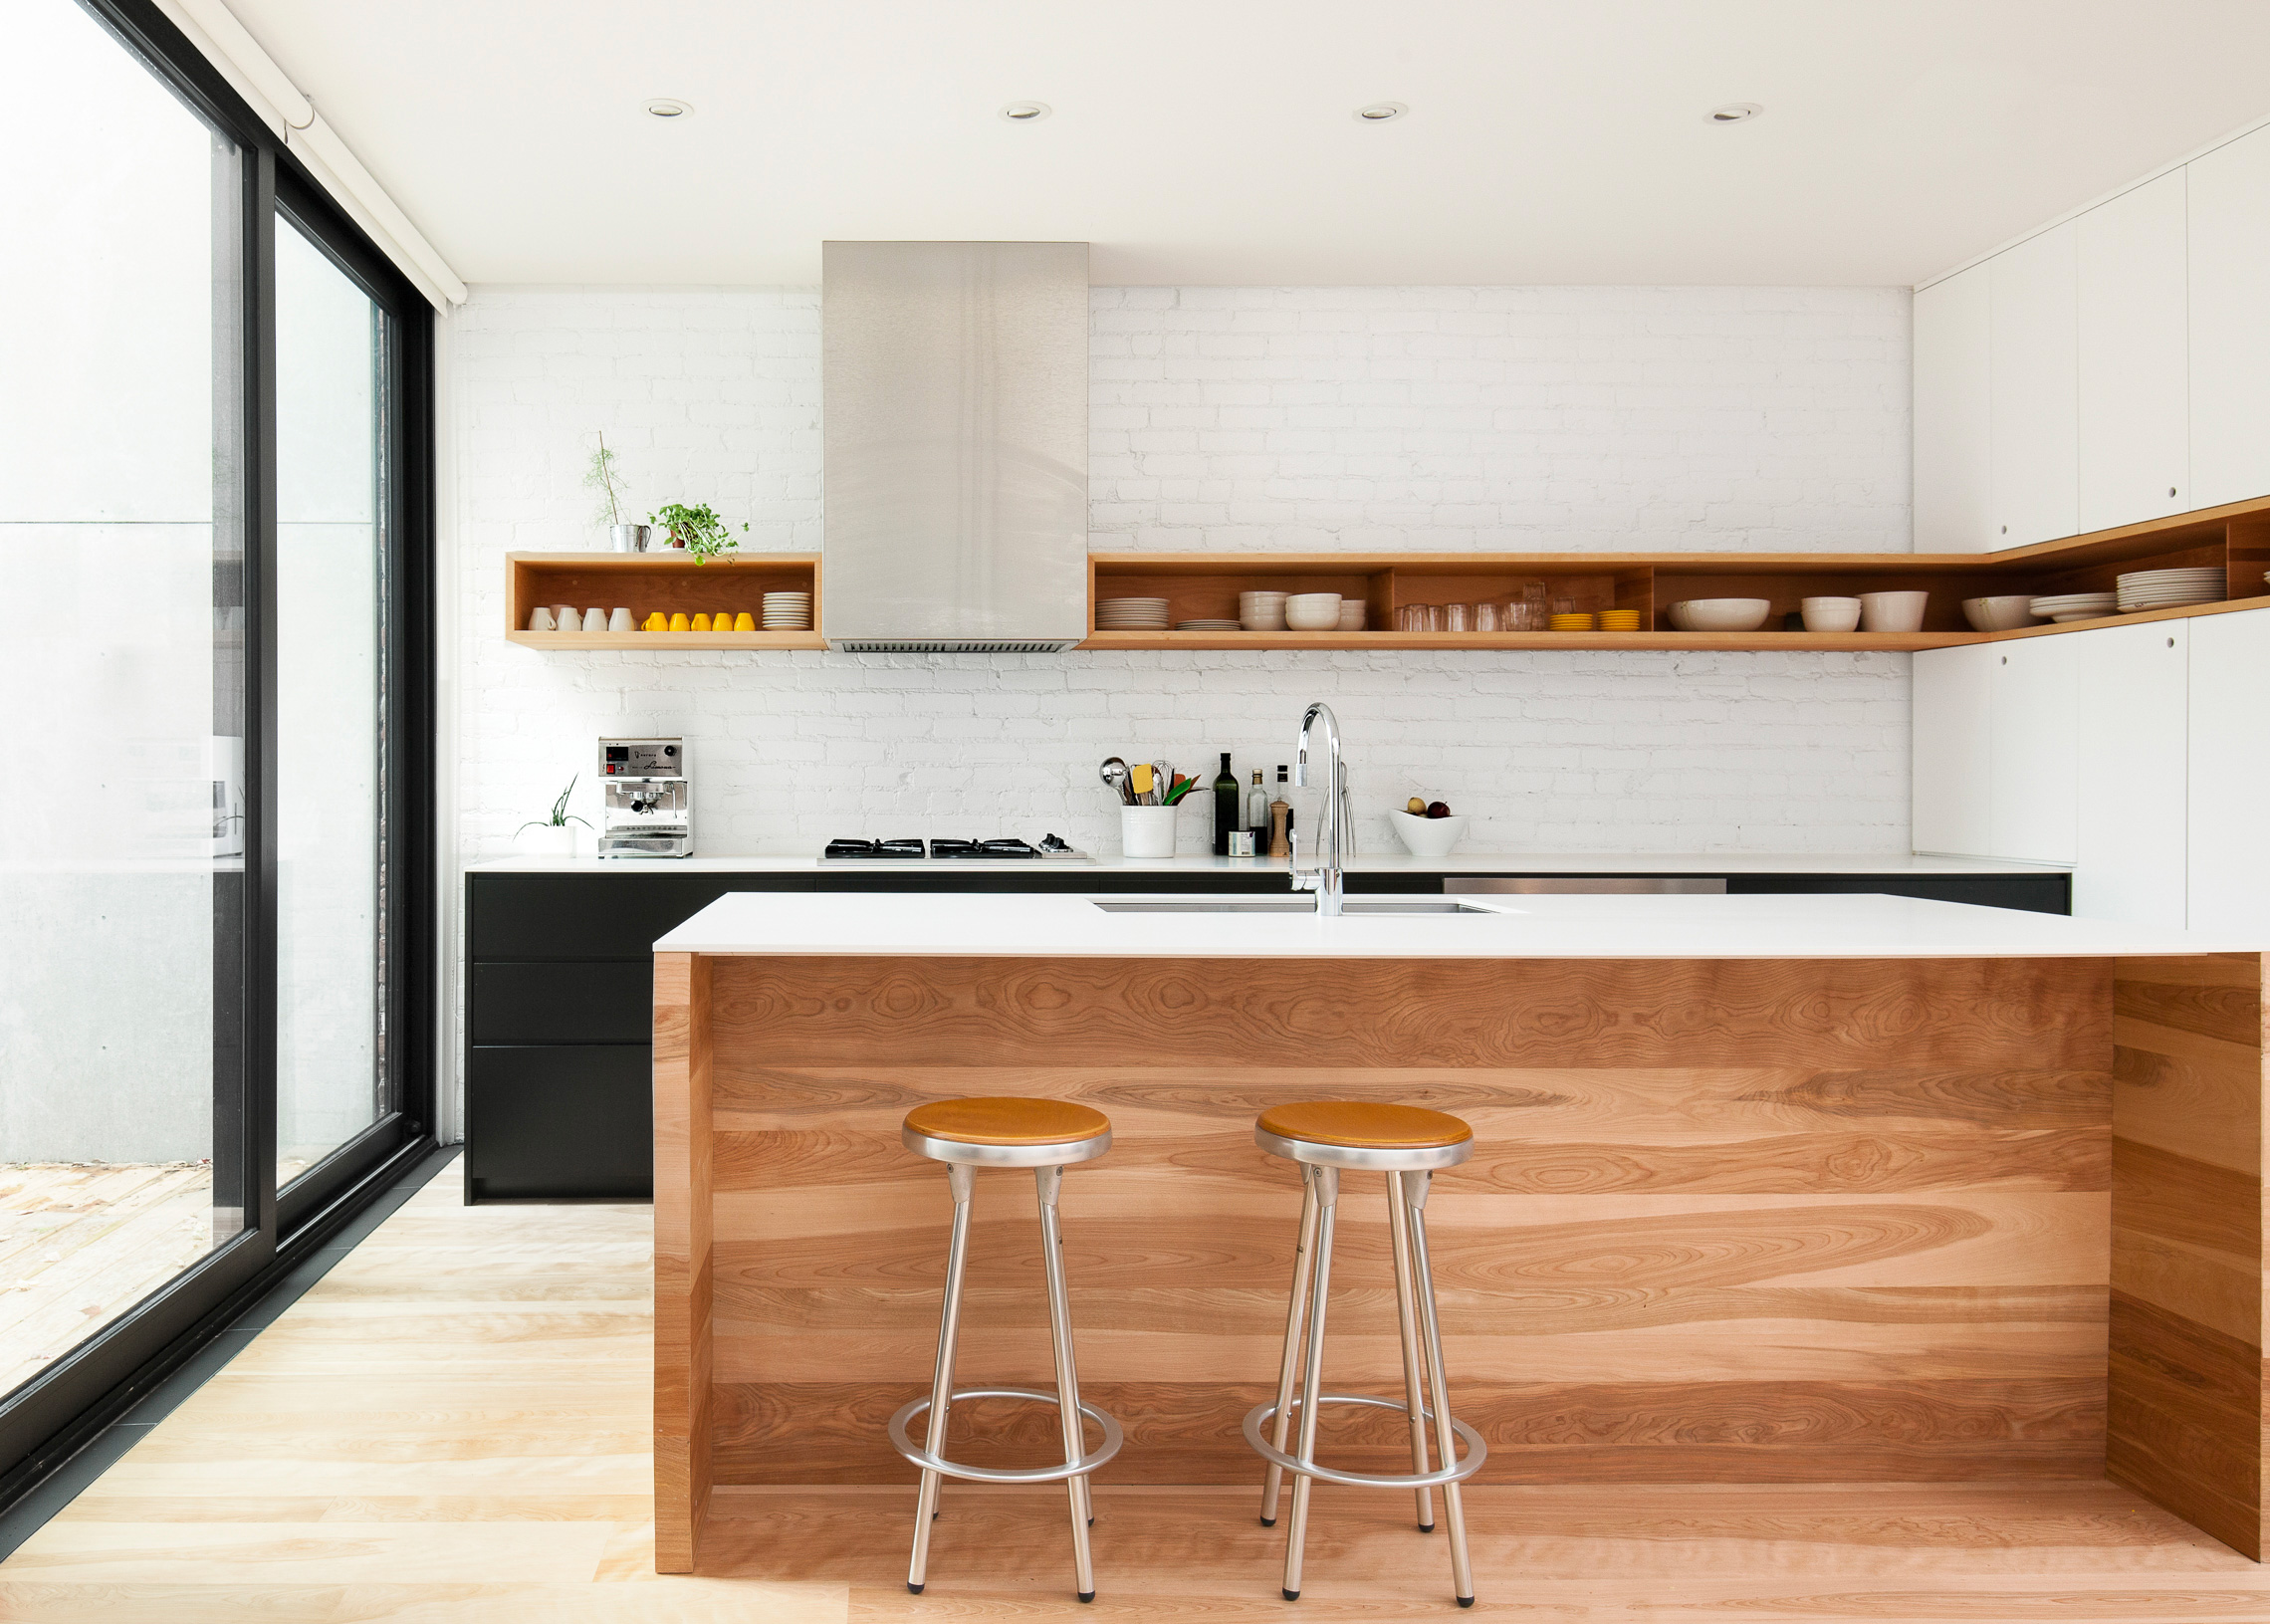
[519, 823, 576, 858]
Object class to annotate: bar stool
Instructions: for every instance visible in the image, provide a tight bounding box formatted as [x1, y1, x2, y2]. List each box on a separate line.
[1244, 1101, 1484, 1607]
[890, 1096, 1123, 1602]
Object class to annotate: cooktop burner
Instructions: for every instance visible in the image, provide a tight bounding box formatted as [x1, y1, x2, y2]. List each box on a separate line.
[821, 834, 1086, 862]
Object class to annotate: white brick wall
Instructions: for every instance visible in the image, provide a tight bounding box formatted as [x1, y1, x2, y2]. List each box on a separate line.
[450, 284, 1913, 861]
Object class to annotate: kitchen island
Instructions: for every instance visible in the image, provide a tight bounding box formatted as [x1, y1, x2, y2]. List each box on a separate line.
[651, 890, 2267, 1576]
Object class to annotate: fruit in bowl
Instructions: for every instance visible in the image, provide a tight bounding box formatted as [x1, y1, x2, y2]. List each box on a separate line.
[1391, 800, 1467, 856]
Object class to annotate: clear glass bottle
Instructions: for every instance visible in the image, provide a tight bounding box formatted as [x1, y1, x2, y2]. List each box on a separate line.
[1247, 770, 1268, 852]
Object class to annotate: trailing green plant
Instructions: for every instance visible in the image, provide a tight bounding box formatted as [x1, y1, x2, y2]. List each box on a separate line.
[584, 432, 629, 528]
[649, 501, 747, 564]
[518, 775, 592, 834]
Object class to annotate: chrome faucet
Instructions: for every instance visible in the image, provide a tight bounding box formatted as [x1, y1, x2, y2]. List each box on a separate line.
[1289, 701, 1347, 916]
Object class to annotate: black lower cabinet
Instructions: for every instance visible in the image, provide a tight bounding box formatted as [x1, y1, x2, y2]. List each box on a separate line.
[465, 1044, 652, 1201]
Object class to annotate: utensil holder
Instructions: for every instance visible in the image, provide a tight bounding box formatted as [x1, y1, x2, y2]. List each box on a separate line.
[1120, 806, 1179, 858]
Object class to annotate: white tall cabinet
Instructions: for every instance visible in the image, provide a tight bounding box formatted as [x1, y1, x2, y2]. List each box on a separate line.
[1916, 123, 2270, 544]
[2187, 610, 2270, 936]
[2189, 124, 2270, 510]
[1988, 225, 2080, 550]
[2072, 622, 2187, 927]
[1914, 605, 2270, 933]
[2077, 171, 2189, 532]
[1913, 266, 1994, 554]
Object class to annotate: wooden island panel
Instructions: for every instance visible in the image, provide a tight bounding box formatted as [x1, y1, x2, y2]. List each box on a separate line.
[689, 956, 2115, 1491]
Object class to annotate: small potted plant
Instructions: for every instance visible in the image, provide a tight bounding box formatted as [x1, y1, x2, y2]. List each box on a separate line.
[518, 776, 591, 857]
[585, 432, 649, 552]
[648, 501, 747, 564]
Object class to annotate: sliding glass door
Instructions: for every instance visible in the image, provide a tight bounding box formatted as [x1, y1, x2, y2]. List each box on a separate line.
[0, 0, 434, 1502]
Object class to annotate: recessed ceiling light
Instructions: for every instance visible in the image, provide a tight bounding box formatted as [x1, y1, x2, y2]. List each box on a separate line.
[645, 99, 692, 118]
[1708, 103, 1762, 122]
[1354, 102, 1408, 122]
[1000, 101, 1051, 122]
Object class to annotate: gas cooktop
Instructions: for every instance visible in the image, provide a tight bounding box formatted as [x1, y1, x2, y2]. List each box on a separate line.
[820, 835, 1091, 863]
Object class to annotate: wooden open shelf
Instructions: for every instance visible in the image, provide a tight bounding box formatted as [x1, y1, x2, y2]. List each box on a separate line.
[503, 495, 2270, 652]
[505, 552, 821, 650]
[1084, 493, 2270, 649]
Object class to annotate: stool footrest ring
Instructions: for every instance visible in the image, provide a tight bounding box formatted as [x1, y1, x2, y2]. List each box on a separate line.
[1243, 1394, 1486, 1491]
[890, 1386, 1124, 1485]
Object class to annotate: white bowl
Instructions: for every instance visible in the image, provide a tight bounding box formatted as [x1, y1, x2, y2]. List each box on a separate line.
[1672, 597, 1772, 632]
[1239, 589, 1289, 631]
[1962, 595, 2039, 632]
[1389, 811, 1466, 857]
[1284, 592, 1343, 630]
[1800, 595, 1862, 632]
[1338, 600, 1367, 630]
[1858, 590, 1929, 633]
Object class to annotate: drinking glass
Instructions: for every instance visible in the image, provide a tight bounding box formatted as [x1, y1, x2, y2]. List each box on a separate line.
[1474, 601, 1501, 632]
[1443, 602, 1472, 632]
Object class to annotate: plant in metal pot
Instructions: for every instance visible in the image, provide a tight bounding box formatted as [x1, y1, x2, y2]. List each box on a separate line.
[648, 501, 747, 565]
[518, 775, 592, 855]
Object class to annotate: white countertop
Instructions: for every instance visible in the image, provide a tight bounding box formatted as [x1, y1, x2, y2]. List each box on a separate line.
[471, 850, 2068, 876]
[655, 890, 2251, 959]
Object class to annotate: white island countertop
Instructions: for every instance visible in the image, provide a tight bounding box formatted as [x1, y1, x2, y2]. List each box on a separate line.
[656, 890, 2253, 960]
[475, 850, 2068, 876]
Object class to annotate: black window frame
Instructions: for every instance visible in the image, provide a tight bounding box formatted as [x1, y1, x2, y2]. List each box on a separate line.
[0, 0, 438, 1509]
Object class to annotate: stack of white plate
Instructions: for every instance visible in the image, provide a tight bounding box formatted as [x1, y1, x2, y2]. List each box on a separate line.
[2027, 591, 2118, 623]
[2116, 568, 2223, 612]
[1096, 596, 1171, 630]
[1176, 618, 1240, 631]
[762, 591, 812, 629]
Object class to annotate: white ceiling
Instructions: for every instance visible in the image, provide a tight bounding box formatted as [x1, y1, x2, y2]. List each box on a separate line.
[229, 0, 2270, 288]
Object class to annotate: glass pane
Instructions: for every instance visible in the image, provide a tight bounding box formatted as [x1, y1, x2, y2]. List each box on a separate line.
[0, 0, 240, 1390]
[275, 220, 385, 1183]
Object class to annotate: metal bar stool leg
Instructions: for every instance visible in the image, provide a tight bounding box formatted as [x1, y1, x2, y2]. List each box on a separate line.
[1259, 1164, 1320, 1526]
[1401, 1170, 1475, 1607]
[907, 1162, 975, 1595]
[1385, 1170, 1436, 1532]
[1035, 1165, 1097, 1603]
[1281, 1164, 1339, 1602]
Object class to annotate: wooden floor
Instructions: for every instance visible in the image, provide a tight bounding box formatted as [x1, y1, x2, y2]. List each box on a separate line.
[0, 1162, 219, 1395]
[5, 1170, 2270, 1621]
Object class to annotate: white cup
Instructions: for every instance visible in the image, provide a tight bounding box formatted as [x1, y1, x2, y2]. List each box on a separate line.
[527, 606, 556, 632]
[553, 606, 582, 632]
[608, 606, 634, 632]
[1801, 596, 1863, 632]
[1857, 590, 1929, 633]
[583, 607, 605, 632]
[1120, 805, 1179, 858]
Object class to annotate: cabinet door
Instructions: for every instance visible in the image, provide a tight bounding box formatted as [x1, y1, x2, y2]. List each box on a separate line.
[2073, 621, 2187, 926]
[1990, 222, 2080, 549]
[2189, 125, 2270, 509]
[1914, 263, 1994, 553]
[2187, 608, 2270, 937]
[1912, 643, 1994, 855]
[2078, 172, 2189, 532]
[1988, 635, 2078, 864]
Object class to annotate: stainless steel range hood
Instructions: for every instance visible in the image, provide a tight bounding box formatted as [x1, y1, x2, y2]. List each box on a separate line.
[821, 241, 1089, 652]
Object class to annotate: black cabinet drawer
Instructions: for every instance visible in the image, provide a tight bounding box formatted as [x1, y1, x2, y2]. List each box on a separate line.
[469, 873, 739, 959]
[466, 1044, 652, 1201]
[1724, 873, 2071, 915]
[472, 960, 651, 1044]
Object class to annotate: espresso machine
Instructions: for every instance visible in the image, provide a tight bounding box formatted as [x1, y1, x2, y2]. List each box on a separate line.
[597, 737, 692, 858]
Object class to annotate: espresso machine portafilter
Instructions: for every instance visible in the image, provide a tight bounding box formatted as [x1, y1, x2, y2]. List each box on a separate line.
[597, 737, 691, 858]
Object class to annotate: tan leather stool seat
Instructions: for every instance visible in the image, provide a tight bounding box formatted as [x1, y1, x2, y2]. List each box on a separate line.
[1257, 1101, 1473, 1152]
[905, 1096, 1110, 1148]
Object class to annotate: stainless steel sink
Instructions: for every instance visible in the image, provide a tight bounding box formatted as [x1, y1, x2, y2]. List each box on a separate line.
[1088, 897, 1497, 915]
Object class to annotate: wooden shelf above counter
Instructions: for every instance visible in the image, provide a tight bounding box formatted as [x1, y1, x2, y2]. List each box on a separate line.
[505, 552, 819, 646]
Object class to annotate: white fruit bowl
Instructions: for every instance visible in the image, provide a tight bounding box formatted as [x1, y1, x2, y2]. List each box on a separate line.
[1389, 812, 1467, 857]
[1669, 597, 1772, 632]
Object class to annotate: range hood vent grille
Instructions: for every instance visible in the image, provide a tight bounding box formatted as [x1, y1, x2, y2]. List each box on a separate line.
[832, 638, 1079, 654]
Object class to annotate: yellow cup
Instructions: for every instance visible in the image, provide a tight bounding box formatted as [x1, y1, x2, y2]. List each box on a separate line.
[643, 612, 664, 631]
[691, 612, 711, 631]
[669, 611, 691, 632]
[733, 611, 756, 632]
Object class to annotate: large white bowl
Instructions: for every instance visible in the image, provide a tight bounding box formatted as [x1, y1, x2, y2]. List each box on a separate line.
[1671, 597, 1772, 632]
[1800, 595, 1863, 632]
[1284, 592, 1344, 630]
[1962, 595, 2039, 632]
[1389, 811, 1467, 856]
[1859, 590, 1930, 632]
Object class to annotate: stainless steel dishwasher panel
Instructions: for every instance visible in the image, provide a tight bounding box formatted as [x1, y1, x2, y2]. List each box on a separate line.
[1442, 877, 1728, 895]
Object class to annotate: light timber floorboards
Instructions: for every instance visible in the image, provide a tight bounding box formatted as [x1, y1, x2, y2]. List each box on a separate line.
[7, 1173, 2270, 1619]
